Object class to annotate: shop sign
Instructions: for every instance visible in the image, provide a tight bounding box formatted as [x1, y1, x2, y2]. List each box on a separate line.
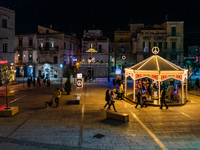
[77, 73, 82, 79]
[0, 60, 8, 64]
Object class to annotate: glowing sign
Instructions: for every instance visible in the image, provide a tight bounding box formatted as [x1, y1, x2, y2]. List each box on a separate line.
[73, 57, 77, 61]
[77, 73, 82, 79]
[0, 60, 8, 64]
[196, 56, 198, 62]
[152, 46, 160, 55]
[115, 69, 121, 75]
[60, 64, 63, 68]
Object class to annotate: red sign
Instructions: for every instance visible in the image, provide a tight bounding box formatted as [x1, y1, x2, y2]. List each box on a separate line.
[196, 56, 198, 62]
[0, 60, 7, 64]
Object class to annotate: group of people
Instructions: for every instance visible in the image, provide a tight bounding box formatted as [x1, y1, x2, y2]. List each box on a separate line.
[27, 76, 51, 88]
[135, 79, 171, 109]
[104, 90, 117, 112]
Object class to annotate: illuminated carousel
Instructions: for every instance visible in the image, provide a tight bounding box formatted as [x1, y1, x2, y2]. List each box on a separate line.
[124, 47, 188, 105]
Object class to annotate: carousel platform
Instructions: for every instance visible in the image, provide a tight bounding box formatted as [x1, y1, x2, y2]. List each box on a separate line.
[125, 94, 188, 106]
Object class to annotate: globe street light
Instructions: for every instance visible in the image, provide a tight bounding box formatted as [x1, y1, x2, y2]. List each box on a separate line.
[86, 44, 97, 82]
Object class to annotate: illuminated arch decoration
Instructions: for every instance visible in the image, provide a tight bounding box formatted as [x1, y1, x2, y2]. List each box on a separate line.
[124, 47, 188, 106]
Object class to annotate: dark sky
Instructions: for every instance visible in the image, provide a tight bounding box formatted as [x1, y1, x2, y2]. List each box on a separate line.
[1, 0, 200, 51]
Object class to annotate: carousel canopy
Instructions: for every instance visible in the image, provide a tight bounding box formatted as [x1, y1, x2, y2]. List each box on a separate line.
[130, 55, 184, 72]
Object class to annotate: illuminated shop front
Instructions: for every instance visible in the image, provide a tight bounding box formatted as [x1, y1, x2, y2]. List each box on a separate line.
[16, 65, 36, 77]
[36, 63, 62, 79]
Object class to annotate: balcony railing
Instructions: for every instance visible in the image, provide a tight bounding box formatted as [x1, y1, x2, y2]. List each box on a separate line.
[79, 62, 108, 67]
[39, 46, 59, 51]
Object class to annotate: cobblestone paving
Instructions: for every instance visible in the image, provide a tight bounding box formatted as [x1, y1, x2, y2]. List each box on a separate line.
[0, 83, 200, 149]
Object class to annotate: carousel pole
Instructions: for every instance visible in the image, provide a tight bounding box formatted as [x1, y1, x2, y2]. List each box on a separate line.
[133, 79, 135, 102]
[185, 78, 188, 100]
[125, 75, 127, 96]
[181, 80, 184, 104]
[158, 81, 160, 105]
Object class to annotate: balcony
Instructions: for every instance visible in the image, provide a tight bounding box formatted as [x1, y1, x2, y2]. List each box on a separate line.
[79, 62, 108, 67]
[39, 46, 59, 51]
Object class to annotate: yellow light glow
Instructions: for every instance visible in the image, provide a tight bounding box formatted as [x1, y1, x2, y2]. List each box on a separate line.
[86, 44, 97, 53]
[137, 55, 154, 70]
[156, 55, 160, 71]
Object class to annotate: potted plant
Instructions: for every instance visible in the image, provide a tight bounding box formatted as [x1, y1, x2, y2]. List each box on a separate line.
[64, 68, 71, 95]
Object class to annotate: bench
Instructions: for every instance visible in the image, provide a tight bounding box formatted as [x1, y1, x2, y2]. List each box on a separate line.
[106, 111, 129, 123]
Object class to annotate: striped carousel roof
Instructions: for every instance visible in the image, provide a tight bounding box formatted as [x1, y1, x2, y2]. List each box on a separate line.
[130, 55, 184, 71]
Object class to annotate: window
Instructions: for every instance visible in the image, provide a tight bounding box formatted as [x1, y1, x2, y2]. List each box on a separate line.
[2, 19, 7, 28]
[154, 42, 157, 46]
[3, 43, 7, 53]
[158, 42, 162, 52]
[64, 42, 66, 49]
[70, 44, 72, 50]
[29, 52, 32, 60]
[170, 55, 177, 60]
[172, 42, 176, 52]
[149, 42, 151, 50]
[29, 39, 33, 46]
[121, 45, 124, 51]
[143, 42, 145, 49]
[19, 39, 22, 46]
[171, 26, 176, 36]
[165, 42, 167, 49]
[46, 42, 49, 48]
[121, 38, 123, 42]
[46, 30, 49, 34]
[98, 45, 102, 53]
[54, 56, 58, 64]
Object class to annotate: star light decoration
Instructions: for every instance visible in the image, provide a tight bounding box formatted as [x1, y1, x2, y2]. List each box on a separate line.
[1, 63, 13, 85]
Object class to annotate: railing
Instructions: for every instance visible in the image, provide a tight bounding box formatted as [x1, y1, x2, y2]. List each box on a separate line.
[79, 62, 108, 67]
[39, 46, 59, 51]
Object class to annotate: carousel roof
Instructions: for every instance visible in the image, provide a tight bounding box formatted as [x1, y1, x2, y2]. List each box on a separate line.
[130, 55, 184, 71]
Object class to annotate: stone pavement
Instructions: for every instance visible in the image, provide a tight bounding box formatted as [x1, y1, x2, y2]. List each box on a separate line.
[0, 82, 200, 149]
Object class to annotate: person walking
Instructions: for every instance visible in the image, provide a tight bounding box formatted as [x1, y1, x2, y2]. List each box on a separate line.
[36, 76, 40, 86]
[27, 78, 30, 88]
[52, 88, 62, 107]
[107, 91, 117, 112]
[43, 78, 46, 86]
[135, 83, 143, 108]
[104, 90, 110, 109]
[160, 88, 168, 109]
[33, 78, 35, 88]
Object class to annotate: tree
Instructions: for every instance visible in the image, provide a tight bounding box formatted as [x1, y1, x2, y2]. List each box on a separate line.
[1, 63, 14, 109]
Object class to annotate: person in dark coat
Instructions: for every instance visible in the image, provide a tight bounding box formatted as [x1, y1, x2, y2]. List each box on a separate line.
[160, 88, 168, 109]
[36, 76, 40, 86]
[104, 90, 110, 109]
[33, 78, 35, 87]
[27, 78, 30, 87]
[113, 79, 117, 89]
[135, 82, 143, 108]
[107, 91, 117, 112]
[195, 78, 199, 90]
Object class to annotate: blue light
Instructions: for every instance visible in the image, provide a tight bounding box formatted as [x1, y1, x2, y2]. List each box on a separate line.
[73, 57, 77, 61]
[60, 64, 63, 68]
[115, 69, 121, 75]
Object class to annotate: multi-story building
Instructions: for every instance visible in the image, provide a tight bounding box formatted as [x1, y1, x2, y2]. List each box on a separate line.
[110, 30, 132, 77]
[79, 30, 109, 79]
[15, 25, 80, 78]
[0, 6, 15, 67]
[130, 21, 184, 67]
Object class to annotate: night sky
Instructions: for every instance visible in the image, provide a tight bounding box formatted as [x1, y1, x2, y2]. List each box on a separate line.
[1, 0, 200, 51]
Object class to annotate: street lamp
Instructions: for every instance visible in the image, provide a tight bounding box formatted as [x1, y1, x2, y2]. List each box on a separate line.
[86, 44, 97, 82]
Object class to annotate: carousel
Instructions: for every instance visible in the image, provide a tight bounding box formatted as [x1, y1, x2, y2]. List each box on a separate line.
[124, 47, 188, 105]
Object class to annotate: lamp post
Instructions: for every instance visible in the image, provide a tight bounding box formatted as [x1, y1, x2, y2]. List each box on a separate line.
[86, 44, 97, 82]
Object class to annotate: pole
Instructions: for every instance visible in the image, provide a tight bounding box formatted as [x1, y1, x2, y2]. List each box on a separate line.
[91, 52, 92, 82]
[5, 85, 8, 109]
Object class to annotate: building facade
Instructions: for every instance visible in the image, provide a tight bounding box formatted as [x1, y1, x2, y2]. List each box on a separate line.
[130, 21, 184, 67]
[0, 6, 15, 67]
[110, 30, 133, 76]
[79, 30, 109, 79]
[15, 25, 80, 78]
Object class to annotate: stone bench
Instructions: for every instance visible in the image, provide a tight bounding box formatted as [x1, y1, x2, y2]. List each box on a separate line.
[106, 111, 129, 123]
